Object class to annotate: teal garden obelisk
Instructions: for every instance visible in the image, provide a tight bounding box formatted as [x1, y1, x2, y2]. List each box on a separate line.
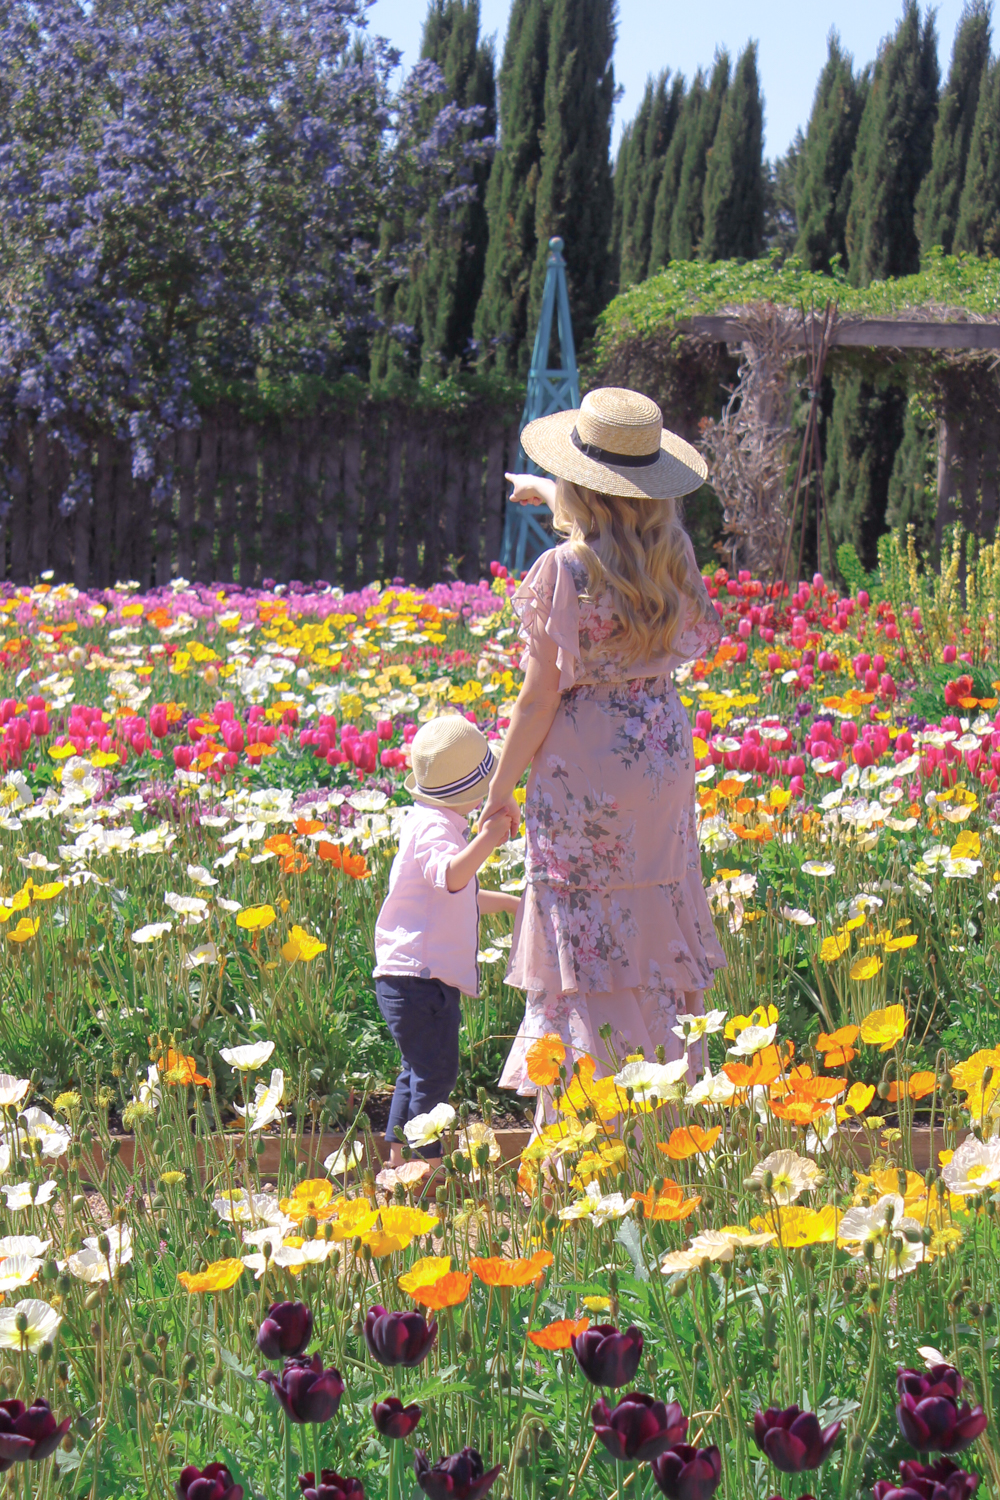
[500, 237, 580, 573]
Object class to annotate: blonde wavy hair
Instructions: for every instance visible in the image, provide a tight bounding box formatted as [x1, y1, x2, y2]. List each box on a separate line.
[551, 479, 708, 665]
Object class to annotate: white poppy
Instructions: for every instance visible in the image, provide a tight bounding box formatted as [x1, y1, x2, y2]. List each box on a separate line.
[232, 1069, 285, 1133]
[684, 1066, 736, 1109]
[943, 1137, 1000, 1196]
[672, 1009, 728, 1043]
[0, 1298, 62, 1351]
[746, 1150, 824, 1206]
[727, 1023, 777, 1057]
[164, 892, 209, 922]
[837, 1194, 911, 1245]
[801, 861, 836, 877]
[67, 1226, 133, 1283]
[186, 863, 218, 887]
[559, 1181, 635, 1225]
[781, 906, 816, 926]
[0, 1256, 42, 1292]
[132, 922, 173, 944]
[19, 1109, 71, 1159]
[613, 1058, 689, 1103]
[219, 1041, 275, 1073]
[0, 1076, 30, 1109]
[183, 943, 219, 969]
[213, 1189, 285, 1226]
[0, 1235, 50, 1259]
[323, 1141, 364, 1176]
[403, 1103, 456, 1148]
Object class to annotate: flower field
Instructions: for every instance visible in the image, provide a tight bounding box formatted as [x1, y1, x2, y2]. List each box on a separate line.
[0, 533, 999, 1498]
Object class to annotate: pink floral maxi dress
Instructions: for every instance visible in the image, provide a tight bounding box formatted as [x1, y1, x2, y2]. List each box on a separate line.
[498, 541, 727, 1096]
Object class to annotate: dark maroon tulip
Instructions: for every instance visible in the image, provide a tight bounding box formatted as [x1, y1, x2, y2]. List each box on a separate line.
[259, 1355, 344, 1424]
[414, 1447, 502, 1500]
[592, 1393, 688, 1463]
[0, 1399, 72, 1471]
[570, 1324, 643, 1389]
[175, 1463, 244, 1500]
[373, 1396, 422, 1440]
[651, 1443, 722, 1500]
[896, 1367, 988, 1455]
[258, 1301, 313, 1361]
[364, 1306, 437, 1368]
[297, 1471, 365, 1500]
[872, 1457, 980, 1500]
[753, 1406, 841, 1473]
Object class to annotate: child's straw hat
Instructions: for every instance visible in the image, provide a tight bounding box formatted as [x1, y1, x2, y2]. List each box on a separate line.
[405, 717, 497, 811]
[520, 386, 707, 501]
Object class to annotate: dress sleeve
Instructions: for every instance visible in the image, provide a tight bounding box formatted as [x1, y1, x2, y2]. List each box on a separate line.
[511, 547, 581, 690]
[666, 537, 723, 669]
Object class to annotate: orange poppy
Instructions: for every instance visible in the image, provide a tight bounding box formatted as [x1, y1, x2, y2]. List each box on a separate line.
[816, 1025, 859, 1053]
[280, 853, 311, 874]
[409, 1271, 472, 1310]
[657, 1125, 721, 1160]
[631, 1183, 701, 1220]
[886, 1071, 937, 1102]
[470, 1249, 554, 1287]
[770, 1071, 845, 1104]
[317, 841, 343, 867]
[723, 1043, 791, 1089]
[526, 1033, 567, 1088]
[295, 818, 326, 835]
[158, 1049, 212, 1087]
[146, 607, 173, 630]
[264, 833, 295, 857]
[342, 851, 369, 879]
[769, 1096, 834, 1125]
[528, 1317, 589, 1350]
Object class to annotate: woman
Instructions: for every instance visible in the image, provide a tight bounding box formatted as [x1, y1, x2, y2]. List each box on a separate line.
[480, 386, 726, 1107]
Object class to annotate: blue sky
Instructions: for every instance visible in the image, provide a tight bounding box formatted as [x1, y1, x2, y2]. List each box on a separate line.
[369, 0, 973, 157]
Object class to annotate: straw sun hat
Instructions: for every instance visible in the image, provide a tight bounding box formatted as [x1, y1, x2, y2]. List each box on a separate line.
[520, 386, 708, 501]
[404, 716, 497, 812]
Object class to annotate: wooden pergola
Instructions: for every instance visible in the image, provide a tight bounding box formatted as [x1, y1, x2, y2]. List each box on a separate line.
[675, 309, 1000, 573]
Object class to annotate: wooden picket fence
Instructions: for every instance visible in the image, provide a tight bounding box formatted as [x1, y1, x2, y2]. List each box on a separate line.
[1, 404, 522, 589]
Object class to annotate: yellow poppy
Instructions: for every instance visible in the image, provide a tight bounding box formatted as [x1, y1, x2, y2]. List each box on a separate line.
[884, 934, 918, 952]
[749, 1205, 839, 1247]
[860, 1004, 907, 1051]
[723, 1004, 778, 1041]
[398, 1256, 452, 1295]
[819, 933, 851, 963]
[7, 917, 40, 943]
[280, 925, 328, 963]
[236, 905, 277, 931]
[849, 955, 882, 982]
[177, 1257, 245, 1293]
[837, 1082, 876, 1120]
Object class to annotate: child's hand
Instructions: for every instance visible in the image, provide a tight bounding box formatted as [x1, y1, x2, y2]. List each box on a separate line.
[480, 810, 513, 849]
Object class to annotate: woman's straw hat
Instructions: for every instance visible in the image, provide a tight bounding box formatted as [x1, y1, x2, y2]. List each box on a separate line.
[520, 386, 707, 500]
[404, 717, 497, 811]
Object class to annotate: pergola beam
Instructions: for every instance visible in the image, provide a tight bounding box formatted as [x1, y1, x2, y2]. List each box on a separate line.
[681, 314, 1000, 351]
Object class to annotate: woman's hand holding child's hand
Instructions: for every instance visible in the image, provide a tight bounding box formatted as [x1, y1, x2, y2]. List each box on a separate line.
[479, 810, 513, 849]
[480, 793, 520, 841]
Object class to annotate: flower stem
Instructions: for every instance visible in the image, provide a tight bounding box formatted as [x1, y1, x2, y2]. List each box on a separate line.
[282, 1413, 295, 1500]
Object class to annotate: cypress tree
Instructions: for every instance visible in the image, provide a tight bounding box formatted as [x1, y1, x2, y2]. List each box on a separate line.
[372, 0, 496, 382]
[473, 0, 549, 375]
[885, 396, 938, 554]
[648, 71, 696, 272]
[763, 132, 803, 255]
[794, 33, 865, 272]
[844, 2, 939, 286]
[824, 372, 907, 570]
[669, 51, 730, 262]
[609, 121, 635, 295]
[611, 80, 653, 292]
[528, 0, 617, 348]
[625, 72, 683, 284]
[701, 42, 764, 261]
[954, 53, 1000, 254]
[916, 0, 990, 256]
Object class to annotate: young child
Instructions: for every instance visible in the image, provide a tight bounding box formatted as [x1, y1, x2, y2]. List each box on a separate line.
[373, 716, 520, 1163]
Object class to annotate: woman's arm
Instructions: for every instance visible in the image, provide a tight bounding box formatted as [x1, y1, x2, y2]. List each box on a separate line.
[506, 473, 557, 510]
[481, 631, 563, 833]
[478, 889, 520, 916]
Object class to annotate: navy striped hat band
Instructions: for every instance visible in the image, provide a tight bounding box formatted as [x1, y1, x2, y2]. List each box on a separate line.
[415, 748, 496, 800]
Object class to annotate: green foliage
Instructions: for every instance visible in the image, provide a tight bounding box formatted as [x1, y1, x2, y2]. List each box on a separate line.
[954, 52, 1000, 255]
[668, 52, 730, 262]
[194, 367, 525, 423]
[594, 245, 1000, 369]
[612, 71, 683, 291]
[701, 43, 765, 262]
[886, 393, 939, 555]
[762, 131, 803, 256]
[473, 0, 550, 376]
[834, 541, 880, 599]
[528, 0, 617, 348]
[795, 32, 866, 272]
[844, 1, 940, 286]
[916, 0, 990, 257]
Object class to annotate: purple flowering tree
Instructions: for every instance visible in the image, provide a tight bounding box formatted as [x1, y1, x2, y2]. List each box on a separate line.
[0, 0, 491, 508]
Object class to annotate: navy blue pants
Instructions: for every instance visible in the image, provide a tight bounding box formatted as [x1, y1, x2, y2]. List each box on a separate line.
[375, 975, 461, 1158]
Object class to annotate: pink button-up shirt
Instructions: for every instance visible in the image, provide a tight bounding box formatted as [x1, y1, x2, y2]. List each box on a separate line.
[373, 804, 480, 997]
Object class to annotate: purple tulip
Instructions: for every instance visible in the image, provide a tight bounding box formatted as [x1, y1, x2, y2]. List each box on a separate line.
[872, 1457, 980, 1500]
[259, 1355, 344, 1424]
[258, 1301, 313, 1361]
[753, 1406, 841, 1473]
[896, 1367, 988, 1455]
[373, 1397, 422, 1440]
[364, 1307, 437, 1368]
[570, 1325, 644, 1388]
[0, 1399, 72, 1470]
[413, 1447, 502, 1500]
[591, 1393, 688, 1463]
[651, 1443, 722, 1500]
[175, 1463, 244, 1500]
[297, 1471, 365, 1500]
